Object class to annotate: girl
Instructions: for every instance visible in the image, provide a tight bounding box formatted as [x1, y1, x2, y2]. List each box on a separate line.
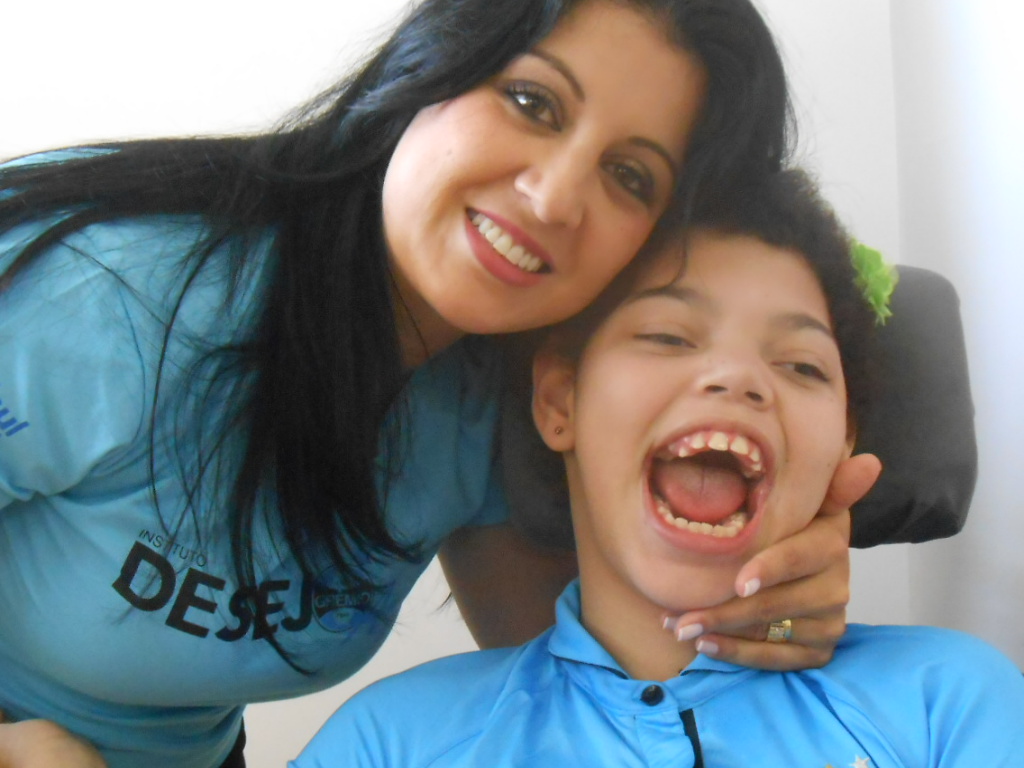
[292, 168, 1023, 767]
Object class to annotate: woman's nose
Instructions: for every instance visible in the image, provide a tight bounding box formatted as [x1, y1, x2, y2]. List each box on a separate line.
[514, 150, 588, 228]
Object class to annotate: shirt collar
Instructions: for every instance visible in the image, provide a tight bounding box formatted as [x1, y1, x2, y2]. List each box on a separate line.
[546, 581, 758, 710]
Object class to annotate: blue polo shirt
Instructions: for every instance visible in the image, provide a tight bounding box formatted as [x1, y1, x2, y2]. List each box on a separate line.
[0, 204, 510, 767]
[293, 581, 1024, 767]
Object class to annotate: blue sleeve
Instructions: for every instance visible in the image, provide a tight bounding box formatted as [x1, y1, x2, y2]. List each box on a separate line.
[826, 625, 1024, 765]
[920, 631, 1024, 765]
[0, 221, 150, 510]
[288, 694, 392, 768]
[290, 645, 526, 768]
[0, 212, 266, 513]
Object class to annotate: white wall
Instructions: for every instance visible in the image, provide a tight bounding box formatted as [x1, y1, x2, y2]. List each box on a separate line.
[6, 1, 1018, 766]
[890, 1, 1024, 664]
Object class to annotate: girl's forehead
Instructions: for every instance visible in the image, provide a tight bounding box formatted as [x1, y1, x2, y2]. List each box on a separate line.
[620, 232, 828, 314]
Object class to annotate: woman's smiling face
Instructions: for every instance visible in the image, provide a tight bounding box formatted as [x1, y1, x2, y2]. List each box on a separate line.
[382, 0, 707, 361]
[538, 231, 854, 616]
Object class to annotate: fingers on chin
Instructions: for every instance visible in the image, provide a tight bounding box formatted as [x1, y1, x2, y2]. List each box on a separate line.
[697, 635, 832, 671]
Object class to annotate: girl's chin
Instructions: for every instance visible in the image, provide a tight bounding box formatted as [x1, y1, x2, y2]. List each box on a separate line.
[638, 572, 741, 616]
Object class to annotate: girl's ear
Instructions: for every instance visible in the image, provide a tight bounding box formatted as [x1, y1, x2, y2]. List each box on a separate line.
[532, 351, 577, 452]
[844, 420, 857, 459]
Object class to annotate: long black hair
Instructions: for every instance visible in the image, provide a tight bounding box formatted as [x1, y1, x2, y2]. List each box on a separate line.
[0, 0, 792, 669]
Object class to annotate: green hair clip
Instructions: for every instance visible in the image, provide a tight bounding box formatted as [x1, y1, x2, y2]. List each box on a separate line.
[850, 240, 898, 325]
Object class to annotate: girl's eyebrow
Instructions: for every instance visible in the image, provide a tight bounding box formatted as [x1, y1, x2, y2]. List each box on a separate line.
[773, 313, 835, 339]
[624, 284, 836, 338]
[526, 48, 680, 180]
[625, 283, 705, 308]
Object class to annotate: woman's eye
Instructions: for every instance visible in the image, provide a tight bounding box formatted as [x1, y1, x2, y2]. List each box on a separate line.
[605, 159, 655, 203]
[781, 361, 830, 382]
[636, 332, 692, 348]
[505, 82, 562, 130]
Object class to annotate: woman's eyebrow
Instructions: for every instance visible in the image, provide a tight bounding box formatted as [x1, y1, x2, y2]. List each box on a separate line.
[629, 138, 679, 180]
[529, 48, 585, 101]
[527, 48, 679, 180]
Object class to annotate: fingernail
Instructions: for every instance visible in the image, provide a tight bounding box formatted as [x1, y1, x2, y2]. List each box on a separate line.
[740, 578, 761, 598]
[696, 638, 719, 656]
[675, 623, 703, 642]
[662, 616, 676, 630]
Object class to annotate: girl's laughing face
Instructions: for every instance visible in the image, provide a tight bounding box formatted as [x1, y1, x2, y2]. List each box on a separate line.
[536, 231, 854, 615]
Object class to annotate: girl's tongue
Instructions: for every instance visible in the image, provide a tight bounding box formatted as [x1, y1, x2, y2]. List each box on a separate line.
[651, 453, 748, 524]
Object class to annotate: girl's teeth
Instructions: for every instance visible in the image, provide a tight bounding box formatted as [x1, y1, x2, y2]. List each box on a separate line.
[708, 432, 730, 451]
[654, 497, 748, 538]
[662, 429, 766, 479]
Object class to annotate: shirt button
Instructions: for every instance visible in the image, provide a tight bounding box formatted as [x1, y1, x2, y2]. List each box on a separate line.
[640, 685, 664, 705]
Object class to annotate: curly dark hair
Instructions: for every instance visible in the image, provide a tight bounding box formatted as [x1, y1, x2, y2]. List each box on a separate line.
[549, 168, 877, 431]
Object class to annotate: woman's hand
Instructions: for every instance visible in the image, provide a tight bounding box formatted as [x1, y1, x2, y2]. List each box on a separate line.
[663, 453, 882, 670]
[0, 712, 107, 768]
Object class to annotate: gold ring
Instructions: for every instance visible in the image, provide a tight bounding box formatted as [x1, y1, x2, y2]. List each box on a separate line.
[766, 618, 793, 643]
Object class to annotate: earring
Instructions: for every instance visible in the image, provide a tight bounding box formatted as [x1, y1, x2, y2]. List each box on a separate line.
[554, 426, 564, 436]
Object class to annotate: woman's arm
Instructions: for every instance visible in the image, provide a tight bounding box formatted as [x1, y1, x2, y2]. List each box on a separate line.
[0, 714, 107, 768]
[438, 523, 578, 648]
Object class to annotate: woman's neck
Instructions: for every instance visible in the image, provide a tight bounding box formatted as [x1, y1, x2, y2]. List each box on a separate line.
[390, 280, 464, 368]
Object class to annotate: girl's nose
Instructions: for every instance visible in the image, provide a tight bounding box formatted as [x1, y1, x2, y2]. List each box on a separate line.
[514, 151, 587, 228]
[695, 357, 772, 408]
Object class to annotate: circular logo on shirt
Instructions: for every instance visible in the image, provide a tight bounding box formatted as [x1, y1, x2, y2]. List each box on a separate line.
[310, 566, 380, 634]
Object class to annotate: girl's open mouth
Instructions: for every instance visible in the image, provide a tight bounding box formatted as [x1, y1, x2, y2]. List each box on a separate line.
[648, 428, 770, 539]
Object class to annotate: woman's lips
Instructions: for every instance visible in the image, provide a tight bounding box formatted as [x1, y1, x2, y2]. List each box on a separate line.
[465, 209, 552, 287]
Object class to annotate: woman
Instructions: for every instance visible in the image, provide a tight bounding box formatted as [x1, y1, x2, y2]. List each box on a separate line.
[0, 0, 859, 765]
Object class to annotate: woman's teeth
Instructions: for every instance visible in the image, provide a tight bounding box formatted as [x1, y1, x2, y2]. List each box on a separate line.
[470, 212, 544, 273]
[654, 497, 749, 538]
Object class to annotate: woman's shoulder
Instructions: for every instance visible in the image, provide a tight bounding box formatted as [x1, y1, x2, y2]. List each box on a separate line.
[2, 203, 274, 342]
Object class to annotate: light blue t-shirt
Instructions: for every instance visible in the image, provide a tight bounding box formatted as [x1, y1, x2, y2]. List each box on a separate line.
[0, 208, 510, 767]
[293, 581, 1024, 767]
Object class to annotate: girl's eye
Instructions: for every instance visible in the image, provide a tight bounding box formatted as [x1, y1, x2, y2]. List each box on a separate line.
[605, 159, 655, 204]
[505, 82, 562, 130]
[635, 332, 692, 348]
[780, 361, 830, 382]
